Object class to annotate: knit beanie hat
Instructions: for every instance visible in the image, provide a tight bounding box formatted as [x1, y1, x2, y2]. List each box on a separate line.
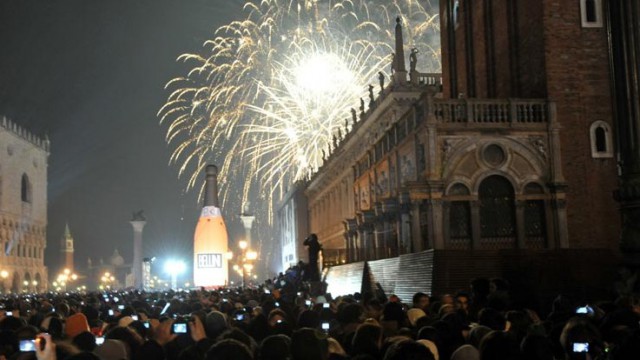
[66, 313, 90, 339]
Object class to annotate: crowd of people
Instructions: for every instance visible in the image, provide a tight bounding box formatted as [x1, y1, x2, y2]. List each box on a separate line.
[1, 276, 639, 360]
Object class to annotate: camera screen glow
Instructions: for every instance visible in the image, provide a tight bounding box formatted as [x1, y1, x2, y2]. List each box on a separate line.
[20, 340, 36, 352]
[174, 323, 187, 333]
[573, 343, 589, 352]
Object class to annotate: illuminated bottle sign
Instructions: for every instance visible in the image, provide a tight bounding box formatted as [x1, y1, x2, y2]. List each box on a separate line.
[193, 165, 229, 287]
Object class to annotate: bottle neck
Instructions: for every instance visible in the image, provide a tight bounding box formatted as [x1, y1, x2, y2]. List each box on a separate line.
[204, 175, 219, 207]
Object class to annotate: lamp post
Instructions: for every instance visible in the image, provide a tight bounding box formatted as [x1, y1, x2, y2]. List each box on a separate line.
[100, 272, 116, 290]
[53, 268, 78, 292]
[230, 240, 258, 288]
[164, 260, 186, 290]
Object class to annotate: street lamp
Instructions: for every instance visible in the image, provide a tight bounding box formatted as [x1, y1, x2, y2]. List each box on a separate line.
[54, 268, 78, 292]
[100, 272, 116, 290]
[164, 260, 186, 290]
[230, 240, 258, 288]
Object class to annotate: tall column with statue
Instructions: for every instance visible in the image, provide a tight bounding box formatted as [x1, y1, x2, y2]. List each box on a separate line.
[130, 211, 146, 289]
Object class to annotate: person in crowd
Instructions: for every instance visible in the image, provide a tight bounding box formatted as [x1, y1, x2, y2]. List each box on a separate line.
[454, 292, 470, 315]
[350, 323, 383, 359]
[259, 334, 291, 360]
[411, 293, 430, 315]
[3, 274, 640, 360]
[291, 328, 329, 360]
[382, 338, 434, 360]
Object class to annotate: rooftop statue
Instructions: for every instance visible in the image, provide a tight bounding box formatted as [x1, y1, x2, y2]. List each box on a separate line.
[410, 48, 419, 72]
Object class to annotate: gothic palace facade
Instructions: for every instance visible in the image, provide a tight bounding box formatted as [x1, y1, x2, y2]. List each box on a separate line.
[0, 116, 49, 293]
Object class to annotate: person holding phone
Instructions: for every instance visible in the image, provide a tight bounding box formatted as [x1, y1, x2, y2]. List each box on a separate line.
[35, 333, 55, 360]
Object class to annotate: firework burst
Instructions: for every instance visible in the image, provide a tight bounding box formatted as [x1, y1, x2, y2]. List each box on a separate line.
[159, 0, 440, 222]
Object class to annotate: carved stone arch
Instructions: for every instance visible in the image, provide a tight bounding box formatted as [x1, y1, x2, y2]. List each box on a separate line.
[471, 170, 519, 196]
[443, 136, 548, 186]
[504, 136, 548, 176]
[445, 181, 472, 196]
[441, 137, 478, 179]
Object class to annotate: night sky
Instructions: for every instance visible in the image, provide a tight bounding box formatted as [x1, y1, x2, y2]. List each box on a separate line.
[0, 0, 248, 278]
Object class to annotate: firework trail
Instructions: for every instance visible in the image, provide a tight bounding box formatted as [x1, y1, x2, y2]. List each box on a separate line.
[159, 0, 440, 224]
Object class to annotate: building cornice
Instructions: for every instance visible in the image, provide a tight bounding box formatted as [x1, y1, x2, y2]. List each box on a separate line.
[1, 115, 50, 153]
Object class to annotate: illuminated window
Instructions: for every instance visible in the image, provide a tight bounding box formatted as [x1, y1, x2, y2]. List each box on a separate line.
[581, 0, 603, 28]
[590, 121, 613, 158]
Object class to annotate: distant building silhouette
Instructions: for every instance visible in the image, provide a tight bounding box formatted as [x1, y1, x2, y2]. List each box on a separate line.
[60, 223, 75, 272]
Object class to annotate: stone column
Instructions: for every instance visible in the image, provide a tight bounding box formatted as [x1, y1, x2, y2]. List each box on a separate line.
[239, 213, 255, 249]
[130, 219, 146, 290]
[430, 199, 445, 250]
[410, 202, 423, 252]
[515, 200, 526, 249]
[471, 200, 482, 250]
[399, 205, 413, 255]
[550, 196, 569, 248]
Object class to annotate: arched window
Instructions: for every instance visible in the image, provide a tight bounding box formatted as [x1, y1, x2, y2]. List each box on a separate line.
[590, 121, 613, 158]
[21, 173, 32, 203]
[479, 175, 516, 248]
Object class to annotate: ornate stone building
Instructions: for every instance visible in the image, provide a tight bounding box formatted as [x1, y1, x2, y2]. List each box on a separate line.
[0, 116, 49, 293]
[285, 1, 624, 299]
